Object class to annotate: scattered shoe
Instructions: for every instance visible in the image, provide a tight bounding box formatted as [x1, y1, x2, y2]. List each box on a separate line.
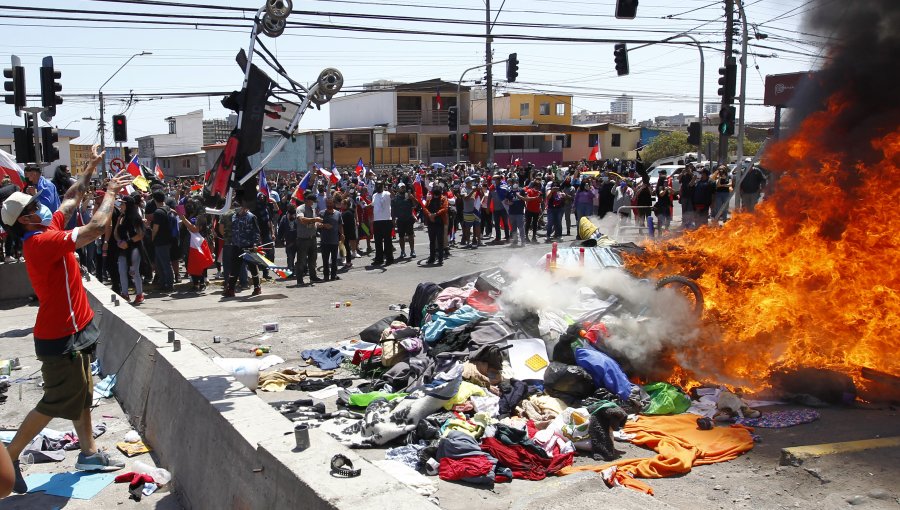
[75, 450, 126, 472]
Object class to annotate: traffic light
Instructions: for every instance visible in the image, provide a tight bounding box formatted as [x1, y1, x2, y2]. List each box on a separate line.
[39, 56, 63, 121]
[460, 133, 469, 149]
[718, 106, 736, 136]
[613, 43, 629, 76]
[4, 55, 26, 117]
[717, 57, 737, 102]
[447, 106, 458, 132]
[40, 127, 60, 163]
[13, 128, 35, 164]
[112, 114, 127, 143]
[615, 0, 638, 19]
[687, 122, 701, 145]
[506, 53, 519, 83]
[449, 133, 457, 150]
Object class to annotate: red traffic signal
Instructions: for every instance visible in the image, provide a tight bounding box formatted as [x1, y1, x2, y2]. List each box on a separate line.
[112, 114, 127, 143]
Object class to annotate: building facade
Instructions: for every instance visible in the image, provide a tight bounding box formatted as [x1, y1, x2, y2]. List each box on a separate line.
[328, 78, 471, 165]
[610, 95, 634, 124]
[136, 110, 205, 177]
[202, 116, 236, 145]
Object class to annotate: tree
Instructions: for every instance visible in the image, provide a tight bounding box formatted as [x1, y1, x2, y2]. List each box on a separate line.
[640, 130, 763, 165]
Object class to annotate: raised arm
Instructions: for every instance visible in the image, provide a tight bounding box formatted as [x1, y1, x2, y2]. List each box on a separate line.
[59, 145, 104, 223]
[75, 169, 134, 249]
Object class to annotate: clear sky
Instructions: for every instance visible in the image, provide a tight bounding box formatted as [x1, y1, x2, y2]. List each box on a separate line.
[0, 0, 830, 146]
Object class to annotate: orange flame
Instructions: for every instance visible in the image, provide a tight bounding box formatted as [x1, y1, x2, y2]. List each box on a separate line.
[626, 95, 900, 393]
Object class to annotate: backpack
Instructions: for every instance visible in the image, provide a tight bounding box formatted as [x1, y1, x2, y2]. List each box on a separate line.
[167, 208, 180, 242]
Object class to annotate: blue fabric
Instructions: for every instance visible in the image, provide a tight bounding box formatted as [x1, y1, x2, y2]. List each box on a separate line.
[574, 348, 634, 401]
[26, 471, 116, 500]
[35, 176, 60, 212]
[301, 347, 345, 370]
[421, 305, 487, 344]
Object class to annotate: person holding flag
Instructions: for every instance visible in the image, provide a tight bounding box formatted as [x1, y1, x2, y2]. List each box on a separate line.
[291, 170, 312, 204]
[355, 157, 367, 179]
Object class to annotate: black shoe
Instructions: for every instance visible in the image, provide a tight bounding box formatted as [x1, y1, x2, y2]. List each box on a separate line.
[310, 276, 324, 282]
[12, 460, 26, 494]
[437, 259, 443, 266]
[372, 259, 383, 266]
[385, 259, 395, 266]
[331, 275, 341, 281]
[426, 258, 435, 265]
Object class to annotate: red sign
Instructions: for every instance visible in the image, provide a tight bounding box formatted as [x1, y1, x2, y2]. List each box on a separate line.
[764, 72, 816, 108]
[109, 157, 125, 171]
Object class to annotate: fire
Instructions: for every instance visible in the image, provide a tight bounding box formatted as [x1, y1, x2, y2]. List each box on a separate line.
[625, 95, 900, 394]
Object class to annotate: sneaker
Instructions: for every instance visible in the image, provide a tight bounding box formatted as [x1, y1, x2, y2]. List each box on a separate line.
[132, 294, 145, 305]
[223, 288, 236, 298]
[12, 460, 27, 493]
[4, 256, 14, 263]
[76, 450, 125, 472]
[119, 293, 131, 303]
[252, 286, 262, 296]
[400, 251, 407, 259]
[410, 250, 417, 258]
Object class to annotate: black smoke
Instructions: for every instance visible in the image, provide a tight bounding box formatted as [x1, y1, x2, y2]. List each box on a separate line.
[786, 0, 900, 164]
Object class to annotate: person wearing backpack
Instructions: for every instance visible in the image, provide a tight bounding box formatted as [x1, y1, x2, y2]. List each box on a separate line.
[150, 191, 176, 292]
[165, 198, 183, 284]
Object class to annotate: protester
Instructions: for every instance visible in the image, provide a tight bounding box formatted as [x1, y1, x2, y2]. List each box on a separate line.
[23, 165, 60, 213]
[224, 197, 262, 297]
[0, 146, 131, 494]
[295, 192, 322, 287]
[320, 198, 344, 281]
[507, 179, 527, 246]
[113, 195, 145, 304]
[738, 165, 767, 212]
[277, 204, 298, 274]
[546, 184, 565, 241]
[150, 191, 176, 292]
[391, 183, 419, 259]
[423, 183, 449, 265]
[371, 180, 394, 265]
[489, 174, 510, 244]
[692, 168, 715, 228]
[712, 166, 732, 222]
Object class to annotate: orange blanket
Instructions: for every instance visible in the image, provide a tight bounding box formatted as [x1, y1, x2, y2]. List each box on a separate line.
[557, 414, 754, 495]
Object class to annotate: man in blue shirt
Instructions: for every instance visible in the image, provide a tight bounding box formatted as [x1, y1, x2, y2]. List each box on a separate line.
[23, 166, 60, 213]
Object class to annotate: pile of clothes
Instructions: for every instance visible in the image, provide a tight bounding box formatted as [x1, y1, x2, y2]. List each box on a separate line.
[303, 273, 761, 494]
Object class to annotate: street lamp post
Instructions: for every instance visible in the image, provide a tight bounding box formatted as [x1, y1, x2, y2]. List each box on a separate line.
[666, 34, 704, 162]
[98, 51, 151, 172]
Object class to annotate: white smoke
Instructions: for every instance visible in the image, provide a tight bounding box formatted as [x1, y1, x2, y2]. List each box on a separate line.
[497, 252, 701, 376]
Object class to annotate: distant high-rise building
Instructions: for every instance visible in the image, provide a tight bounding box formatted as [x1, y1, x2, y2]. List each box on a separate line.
[610, 94, 633, 123]
[202, 117, 236, 145]
[704, 103, 719, 115]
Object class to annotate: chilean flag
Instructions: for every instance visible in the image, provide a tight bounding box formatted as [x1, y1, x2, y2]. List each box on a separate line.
[355, 157, 366, 177]
[186, 232, 214, 276]
[316, 162, 332, 183]
[126, 155, 142, 177]
[258, 167, 270, 197]
[291, 171, 311, 203]
[329, 161, 341, 184]
[154, 163, 165, 180]
[588, 139, 602, 161]
[0, 149, 25, 190]
[435, 87, 443, 110]
[413, 173, 424, 206]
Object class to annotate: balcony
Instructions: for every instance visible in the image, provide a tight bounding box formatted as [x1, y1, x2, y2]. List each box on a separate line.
[397, 109, 422, 126]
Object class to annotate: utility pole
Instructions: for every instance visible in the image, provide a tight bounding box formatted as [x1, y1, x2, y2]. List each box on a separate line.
[485, 0, 494, 167]
[735, 0, 749, 167]
[717, 0, 735, 167]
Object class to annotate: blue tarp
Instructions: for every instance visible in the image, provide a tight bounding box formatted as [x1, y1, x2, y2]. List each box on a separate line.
[574, 348, 634, 401]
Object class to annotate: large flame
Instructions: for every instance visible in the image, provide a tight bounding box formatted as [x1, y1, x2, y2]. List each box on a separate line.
[626, 94, 900, 392]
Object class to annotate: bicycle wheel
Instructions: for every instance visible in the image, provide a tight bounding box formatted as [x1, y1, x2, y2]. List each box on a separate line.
[656, 275, 704, 317]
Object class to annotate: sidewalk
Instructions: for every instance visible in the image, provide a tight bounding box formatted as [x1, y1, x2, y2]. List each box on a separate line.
[0, 298, 181, 509]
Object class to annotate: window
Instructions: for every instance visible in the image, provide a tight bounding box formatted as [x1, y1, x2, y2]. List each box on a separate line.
[397, 96, 422, 110]
[556, 103, 566, 116]
[185, 159, 191, 168]
[314, 135, 324, 152]
[588, 134, 600, 147]
[539, 103, 550, 116]
[519, 103, 529, 117]
[611, 134, 621, 147]
[167, 120, 176, 134]
[560, 134, 571, 148]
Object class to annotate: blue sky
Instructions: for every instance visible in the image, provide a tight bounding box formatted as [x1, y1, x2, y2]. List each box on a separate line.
[0, 0, 829, 145]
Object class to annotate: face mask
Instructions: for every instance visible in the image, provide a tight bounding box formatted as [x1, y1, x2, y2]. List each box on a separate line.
[37, 203, 53, 226]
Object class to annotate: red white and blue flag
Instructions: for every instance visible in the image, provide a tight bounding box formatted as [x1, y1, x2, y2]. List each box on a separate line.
[588, 139, 602, 161]
[126, 155, 142, 177]
[355, 157, 367, 178]
[291, 170, 312, 203]
[435, 87, 443, 110]
[258, 167, 270, 197]
[329, 161, 341, 184]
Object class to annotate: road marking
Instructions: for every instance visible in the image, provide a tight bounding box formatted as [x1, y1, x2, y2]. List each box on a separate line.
[780, 436, 900, 465]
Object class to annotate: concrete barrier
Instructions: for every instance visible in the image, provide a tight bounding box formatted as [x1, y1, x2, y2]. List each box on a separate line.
[0, 262, 34, 301]
[85, 278, 438, 510]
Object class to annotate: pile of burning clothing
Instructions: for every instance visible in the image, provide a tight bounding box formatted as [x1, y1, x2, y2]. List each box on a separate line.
[305, 268, 761, 495]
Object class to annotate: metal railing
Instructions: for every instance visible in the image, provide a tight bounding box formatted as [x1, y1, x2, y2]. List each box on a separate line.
[397, 109, 422, 126]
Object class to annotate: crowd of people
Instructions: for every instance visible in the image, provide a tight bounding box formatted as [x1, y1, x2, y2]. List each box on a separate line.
[1, 154, 767, 301]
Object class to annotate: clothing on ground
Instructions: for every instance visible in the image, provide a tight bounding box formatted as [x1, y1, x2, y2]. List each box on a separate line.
[300, 348, 346, 370]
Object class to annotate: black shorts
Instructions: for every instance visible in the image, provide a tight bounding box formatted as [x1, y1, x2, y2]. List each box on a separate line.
[396, 220, 415, 238]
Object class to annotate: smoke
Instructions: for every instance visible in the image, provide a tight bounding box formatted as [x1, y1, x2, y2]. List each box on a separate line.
[497, 257, 701, 378]
[786, 0, 900, 159]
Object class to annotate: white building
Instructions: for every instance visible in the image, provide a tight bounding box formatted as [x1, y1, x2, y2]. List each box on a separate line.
[610, 95, 634, 124]
[136, 110, 205, 177]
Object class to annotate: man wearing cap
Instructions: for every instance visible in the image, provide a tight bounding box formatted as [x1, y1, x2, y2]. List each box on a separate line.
[391, 182, 419, 259]
[0, 145, 132, 493]
[489, 174, 510, 244]
[294, 191, 323, 286]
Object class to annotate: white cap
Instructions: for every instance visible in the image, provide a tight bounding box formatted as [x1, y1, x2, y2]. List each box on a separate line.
[1, 191, 37, 227]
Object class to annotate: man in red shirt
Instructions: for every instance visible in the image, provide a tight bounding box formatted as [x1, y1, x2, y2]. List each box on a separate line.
[0, 146, 133, 493]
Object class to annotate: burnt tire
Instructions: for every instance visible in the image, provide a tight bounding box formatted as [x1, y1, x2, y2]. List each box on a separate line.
[656, 275, 704, 317]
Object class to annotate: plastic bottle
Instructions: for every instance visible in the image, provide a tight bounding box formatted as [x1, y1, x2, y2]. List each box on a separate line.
[132, 460, 172, 485]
